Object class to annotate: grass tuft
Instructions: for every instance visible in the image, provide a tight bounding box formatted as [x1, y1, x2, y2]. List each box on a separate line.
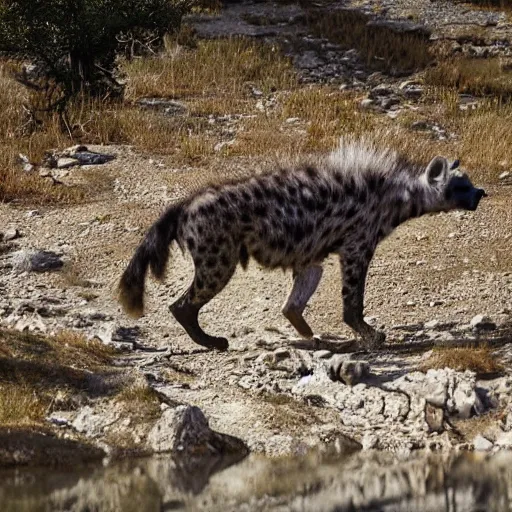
[420, 345, 504, 376]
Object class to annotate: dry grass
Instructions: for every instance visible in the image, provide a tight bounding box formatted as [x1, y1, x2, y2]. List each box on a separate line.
[0, 329, 119, 426]
[420, 345, 504, 376]
[124, 38, 297, 100]
[426, 58, 512, 98]
[0, 384, 48, 426]
[306, 9, 432, 74]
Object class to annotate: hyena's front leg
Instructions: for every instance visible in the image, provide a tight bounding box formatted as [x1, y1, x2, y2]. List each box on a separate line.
[340, 251, 385, 351]
[282, 265, 323, 338]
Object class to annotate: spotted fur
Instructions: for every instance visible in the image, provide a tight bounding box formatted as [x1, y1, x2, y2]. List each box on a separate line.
[118, 137, 486, 351]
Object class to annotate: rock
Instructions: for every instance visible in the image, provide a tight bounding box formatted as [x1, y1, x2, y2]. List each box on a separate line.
[337, 360, 370, 386]
[470, 314, 496, 331]
[494, 431, 512, 448]
[424, 320, 440, 330]
[313, 350, 332, 359]
[11, 250, 64, 273]
[425, 403, 444, 433]
[273, 347, 291, 362]
[369, 84, 393, 98]
[147, 405, 247, 457]
[474, 434, 493, 451]
[14, 313, 47, 333]
[499, 171, 510, 180]
[2, 228, 20, 242]
[294, 51, 323, 69]
[71, 406, 120, 438]
[137, 98, 188, 116]
[57, 157, 80, 169]
[360, 98, 374, 109]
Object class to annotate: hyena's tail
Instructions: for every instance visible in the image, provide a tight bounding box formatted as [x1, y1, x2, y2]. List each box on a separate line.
[118, 202, 184, 318]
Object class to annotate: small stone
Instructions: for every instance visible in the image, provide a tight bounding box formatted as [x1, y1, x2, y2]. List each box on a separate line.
[495, 431, 512, 447]
[3, 228, 20, 241]
[470, 314, 496, 331]
[57, 157, 80, 169]
[424, 320, 439, 330]
[499, 171, 510, 180]
[360, 98, 374, 109]
[425, 403, 444, 433]
[473, 434, 493, 451]
[273, 348, 291, 362]
[313, 350, 332, 359]
[338, 360, 370, 386]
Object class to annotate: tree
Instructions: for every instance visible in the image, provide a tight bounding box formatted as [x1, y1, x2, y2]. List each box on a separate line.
[0, 0, 192, 108]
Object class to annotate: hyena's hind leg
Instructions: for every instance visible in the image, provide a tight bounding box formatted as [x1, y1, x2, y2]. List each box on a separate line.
[282, 265, 323, 338]
[170, 249, 238, 351]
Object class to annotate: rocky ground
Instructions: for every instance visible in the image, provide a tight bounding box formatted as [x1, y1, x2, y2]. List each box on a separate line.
[0, 0, 512, 493]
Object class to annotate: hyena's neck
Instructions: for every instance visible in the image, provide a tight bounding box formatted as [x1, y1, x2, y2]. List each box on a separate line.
[384, 174, 440, 230]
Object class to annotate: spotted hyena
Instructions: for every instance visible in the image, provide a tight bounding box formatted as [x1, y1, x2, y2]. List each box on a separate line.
[118, 137, 486, 351]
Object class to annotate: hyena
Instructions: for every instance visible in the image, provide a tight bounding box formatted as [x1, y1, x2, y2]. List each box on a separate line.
[118, 137, 486, 352]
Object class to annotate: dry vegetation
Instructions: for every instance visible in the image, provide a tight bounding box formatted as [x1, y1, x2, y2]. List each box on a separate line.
[306, 9, 432, 73]
[4, 14, 512, 207]
[0, 328, 118, 426]
[420, 345, 504, 376]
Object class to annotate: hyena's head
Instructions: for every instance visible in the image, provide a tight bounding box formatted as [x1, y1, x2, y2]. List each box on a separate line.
[424, 156, 487, 212]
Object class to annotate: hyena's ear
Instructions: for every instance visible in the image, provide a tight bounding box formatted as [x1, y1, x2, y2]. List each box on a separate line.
[425, 156, 449, 185]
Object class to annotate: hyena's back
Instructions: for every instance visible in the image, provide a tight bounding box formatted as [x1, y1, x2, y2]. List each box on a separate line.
[180, 164, 352, 273]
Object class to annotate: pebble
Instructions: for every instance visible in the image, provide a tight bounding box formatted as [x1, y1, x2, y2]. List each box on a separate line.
[473, 435, 493, 451]
[470, 314, 496, 331]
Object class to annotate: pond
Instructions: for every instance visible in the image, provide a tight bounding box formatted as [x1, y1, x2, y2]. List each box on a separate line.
[1, 449, 512, 511]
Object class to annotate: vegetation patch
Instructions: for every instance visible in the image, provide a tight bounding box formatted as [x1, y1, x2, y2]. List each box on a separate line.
[426, 57, 512, 99]
[0, 329, 119, 426]
[305, 9, 432, 74]
[420, 345, 504, 377]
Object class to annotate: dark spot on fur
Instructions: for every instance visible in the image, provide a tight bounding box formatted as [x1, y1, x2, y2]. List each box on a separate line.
[358, 187, 368, 203]
[218, 195, 228, 208]
[197, 244, 207, 254]
[187, 237, 196, 250]
[253, 186, 264, 201]
[346, 205, 357, 219]
[391, 213, 401, 228]
[210, 245, 220, 255]
[196, 277, 204, 290]
[242, 190, 252, 203]
[365, 249, 374, 261]
[197, 225, 204, 236]
[342, 285, 350, 297]
[332, 189, 341, 202]
[220, 253, 230, 267]
[254, 204, 267, 217]
[293, 225, 305, 243]
[345, 178, 355, 196]
[206, 257, 217, 268]
[241, 212, 251, 224]
[305, 166, 318, 179]
[346, 274, 358, 287]
[207, 280, 219, 292]
[287, 185, 298, 198]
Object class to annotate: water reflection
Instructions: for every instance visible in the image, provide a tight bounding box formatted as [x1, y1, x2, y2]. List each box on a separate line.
[1, 450, 512, 511]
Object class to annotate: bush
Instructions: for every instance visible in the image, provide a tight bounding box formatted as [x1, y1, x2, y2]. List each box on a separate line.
[0, 0, 192, 110]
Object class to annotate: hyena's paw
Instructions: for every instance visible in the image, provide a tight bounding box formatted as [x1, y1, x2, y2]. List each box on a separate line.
[359, 330, 385, 352]
[201, 335, 229, 352]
